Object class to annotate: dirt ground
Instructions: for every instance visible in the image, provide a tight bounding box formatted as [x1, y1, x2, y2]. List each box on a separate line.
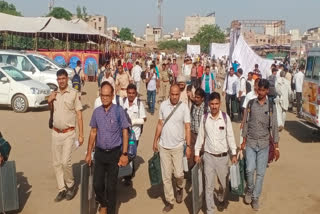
[1, 74, 320, 214]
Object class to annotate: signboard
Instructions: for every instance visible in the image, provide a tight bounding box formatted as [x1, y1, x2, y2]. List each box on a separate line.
[187, 45, 201, 56]
[191, 161, 204, 214]
[210, 43, 230, 59]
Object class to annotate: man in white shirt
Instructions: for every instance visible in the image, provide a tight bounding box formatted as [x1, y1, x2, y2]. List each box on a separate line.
[293, 65, 305, 118]
[153, 84, 191, 213]
[131, 61, 143, 95]
[146, 65, 159, 115]
[236, 68, 247, 121]
[120, 84, 146, 185]
[222, 67, 238, 120]
[194, 92, 237, 214]
[275, 71, 292, 131]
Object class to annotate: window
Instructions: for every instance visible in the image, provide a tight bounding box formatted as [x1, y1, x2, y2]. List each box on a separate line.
[99, 27, 102, 31]
[0, 71, 5, 79]
[2, 66, 31, 81]
[99, 17, 101, 22]
[312, 56, 320, 80]
[94, 23, 97, 29]
[0, 54, 34, 72]
[305, 56, 314, 78]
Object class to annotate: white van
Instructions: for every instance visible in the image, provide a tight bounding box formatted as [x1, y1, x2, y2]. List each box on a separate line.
[301, 48, 320, 128]
[0, 50, 70, 90]
[0, 65, 50, 112]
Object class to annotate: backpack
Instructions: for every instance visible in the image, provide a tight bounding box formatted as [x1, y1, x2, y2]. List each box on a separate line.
[246, 98, 275, 163]
[97, 68, 105, 87]
[72, 69, 81, 91]
[246, 81, 252, 94]
[268, 75, 277, 97]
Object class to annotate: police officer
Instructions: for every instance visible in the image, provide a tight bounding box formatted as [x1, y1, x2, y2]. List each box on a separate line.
[48, 69, 84, 202]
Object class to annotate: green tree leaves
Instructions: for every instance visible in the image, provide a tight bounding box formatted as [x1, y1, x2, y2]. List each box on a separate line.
[191, 25, 226, 53]
[0, 1, 22, 16]
[47, 7, 73, 21]
[119, 28, 134, 42]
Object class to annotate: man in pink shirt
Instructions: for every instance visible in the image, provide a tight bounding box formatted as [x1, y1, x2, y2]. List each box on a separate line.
[170, 58, 179, 83]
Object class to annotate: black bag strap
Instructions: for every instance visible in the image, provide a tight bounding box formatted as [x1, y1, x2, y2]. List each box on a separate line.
[163, 101, 182, 127]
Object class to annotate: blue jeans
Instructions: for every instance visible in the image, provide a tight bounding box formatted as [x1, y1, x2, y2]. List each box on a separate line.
[147, 90, 156, 113]
[245, 145, 269, 200]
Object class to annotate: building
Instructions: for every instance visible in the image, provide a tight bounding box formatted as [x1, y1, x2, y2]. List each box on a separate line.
[145, 24, 162, 42]
[173, 28, 182, 40]
[302, 27, 320, 41]
[184, 15, 216, 38]
[290, 29, 300, 41]
[88, 15, 107, 34]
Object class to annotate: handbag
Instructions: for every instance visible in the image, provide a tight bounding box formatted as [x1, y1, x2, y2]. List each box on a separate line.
[148, 152, 162, 186]
[49, 102, 54, 129]
[268, 101, 276, 163]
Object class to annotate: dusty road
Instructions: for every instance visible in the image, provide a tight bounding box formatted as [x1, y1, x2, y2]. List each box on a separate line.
[1, 79, 320, 214]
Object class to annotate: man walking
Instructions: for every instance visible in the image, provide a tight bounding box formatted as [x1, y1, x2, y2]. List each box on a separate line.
[131, 61, 143, 95]
[275, 71, 292, 131]
[47, 69, 84, 202]
[120, 84, 147, 185]
[146, 64, 159, 115]
[189, 88, 207, 168]
[201, 66, 215, 104]
[153, 84, 191, 213]
[293, 65, 304, 118]
[115, 64, 131, 98]
[85, 81, 130, 214]
[236, 68, 247, 121]
[160, 63, 171, 102]
[241, 79, 280, 211]
[194, 92, 237, 214]
[222, 67, 238, 120]
[170, 58, 179, 83]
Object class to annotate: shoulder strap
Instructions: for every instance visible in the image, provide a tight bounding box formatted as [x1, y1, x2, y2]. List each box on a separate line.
[163, 101, 182, 127]
[246, 99, 255, 123]
[268, 99, 273, 134]
[78, 68, 82, 75]
[222, 112, 227, 125]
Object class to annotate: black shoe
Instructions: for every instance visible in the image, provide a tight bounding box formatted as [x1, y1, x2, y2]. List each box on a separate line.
[176, 188, 183, 204]
[66, 184, 78, 201]
[162, 203, 174, 213]
[124, 177, 132, 186]
[54, 190, 66, 202]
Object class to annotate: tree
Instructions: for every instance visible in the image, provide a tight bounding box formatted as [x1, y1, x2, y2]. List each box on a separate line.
[191, 25, 226, 53]
[158, 40, 188, 53]
[76, 6, 88, 21]
[47, 7, 73, 21]
[0, 1, 22, 16]
[119, 28, 134, 42]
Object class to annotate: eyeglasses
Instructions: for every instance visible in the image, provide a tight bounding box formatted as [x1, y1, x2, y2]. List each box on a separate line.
[101, 94, 112, 99]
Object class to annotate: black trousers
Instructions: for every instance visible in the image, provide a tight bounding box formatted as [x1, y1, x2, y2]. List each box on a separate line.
[296, 92, 302, 116]
[238, 96, 245, 121]
[94, 148, 121, 214]
[225, 94, 236, 118]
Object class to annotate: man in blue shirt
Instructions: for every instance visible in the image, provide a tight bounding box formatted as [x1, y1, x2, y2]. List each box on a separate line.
[85, 81, 130, 214]
[232, 60, 240, 73]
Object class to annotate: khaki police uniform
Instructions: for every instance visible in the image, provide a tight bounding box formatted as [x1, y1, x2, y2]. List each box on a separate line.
[116, 72, 131, 98]
[52, 87, 82, 192]
[160, 69, 170, 101]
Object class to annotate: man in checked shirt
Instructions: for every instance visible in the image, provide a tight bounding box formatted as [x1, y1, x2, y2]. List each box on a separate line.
[241, 79, 280, 211]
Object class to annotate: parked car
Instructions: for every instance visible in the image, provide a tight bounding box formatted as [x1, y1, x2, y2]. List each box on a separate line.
[0, 50, 70, 91]
[29, 53, 74, 77]
[0, 65, 50, 112]
[301, 47, 320, 128]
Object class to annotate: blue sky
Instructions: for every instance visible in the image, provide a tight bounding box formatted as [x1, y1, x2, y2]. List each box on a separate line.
[6, 0, 319, 36]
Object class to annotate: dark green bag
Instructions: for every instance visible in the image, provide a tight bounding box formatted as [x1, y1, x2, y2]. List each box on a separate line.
[148, 152, 162, 186]
[231, 100, 239, 114]
[230, 158, 245, 196]
[0, 136, 11, 162]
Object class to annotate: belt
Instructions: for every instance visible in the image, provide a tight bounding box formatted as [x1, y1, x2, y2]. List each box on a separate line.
[95, 146, 121, 153]
[211, 152, 228, 157]
[162, 80, 169, 82]
[121, 88, 127, 90]
[53, 127, 75, 134]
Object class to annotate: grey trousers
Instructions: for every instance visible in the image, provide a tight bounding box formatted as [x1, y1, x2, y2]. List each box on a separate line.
[203, 152, 229, 214]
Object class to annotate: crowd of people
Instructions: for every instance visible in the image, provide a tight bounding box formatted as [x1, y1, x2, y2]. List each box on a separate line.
[47, 51, 305, 214]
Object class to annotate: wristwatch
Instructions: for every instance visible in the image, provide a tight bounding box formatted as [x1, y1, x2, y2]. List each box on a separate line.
[122, 152, 128, 156]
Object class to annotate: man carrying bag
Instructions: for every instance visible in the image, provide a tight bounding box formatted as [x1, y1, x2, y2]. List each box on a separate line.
[152, 84, 191, 213]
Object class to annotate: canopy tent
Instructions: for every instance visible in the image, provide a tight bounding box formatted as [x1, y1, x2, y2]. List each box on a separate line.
[0, 13, 113, 44]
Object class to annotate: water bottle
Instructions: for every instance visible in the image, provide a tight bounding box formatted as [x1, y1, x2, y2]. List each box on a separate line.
[128, 130, 137, 158]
